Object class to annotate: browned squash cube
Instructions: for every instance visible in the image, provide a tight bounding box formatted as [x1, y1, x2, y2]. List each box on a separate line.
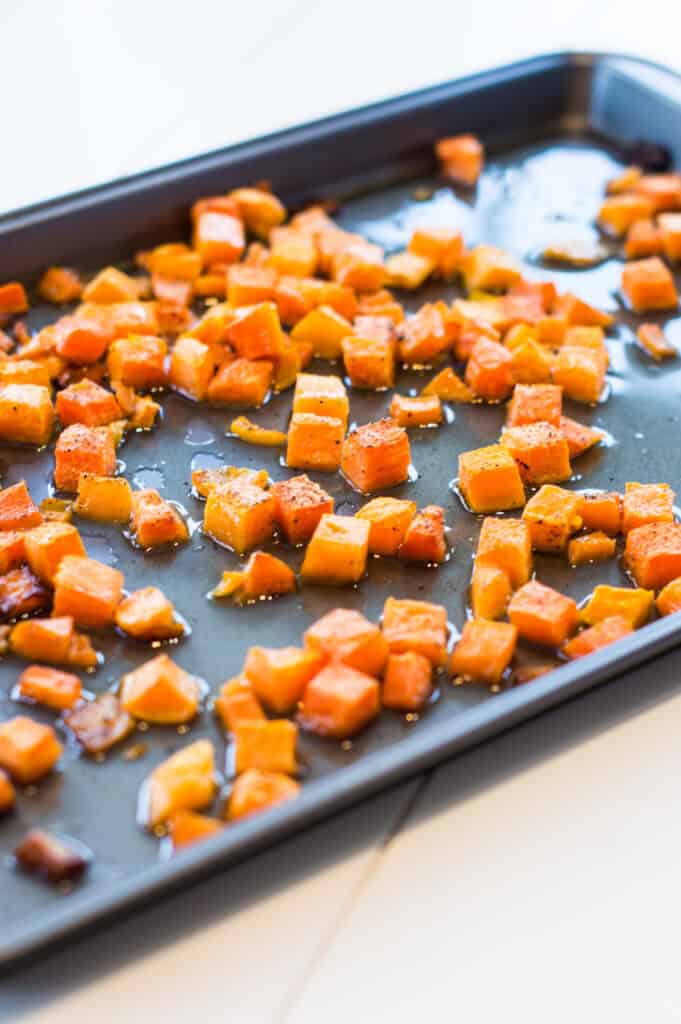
[204, 480, 276, 554]
[130, 489, 188, 548]
[23, 521, 86, 584]
[207, 358, 273, 407]
[271, 474, 334, 545]
[107, 334, 168, 390]
[340, 418, 411, 493]
[300, 514, 370, 585]
[342, 334, 395, 390]
[169, 336, 218, 401]
[121, 653, 202, 724]
[286, 412, 345, 473]
[293, 373, 349, 426]
[53, 555, 124, 629]
[54, 424, 116, 492]
[621, 257, 679, 313]
[0, 715, 62, 783]
[0, 384, 55, 446]
[144, 739, 216, 828]
[463, 245, 521, 292]
[501, 422, 572, 485]
[74, 474, 133, 523]
[232, 719, 298, 775]
[458, 444, 525, 513]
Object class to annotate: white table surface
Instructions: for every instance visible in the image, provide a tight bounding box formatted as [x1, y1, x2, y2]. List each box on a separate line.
[3, 3, 681, 1021]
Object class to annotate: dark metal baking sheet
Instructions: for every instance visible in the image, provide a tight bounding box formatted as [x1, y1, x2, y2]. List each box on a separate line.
[2, 51, 681, 970]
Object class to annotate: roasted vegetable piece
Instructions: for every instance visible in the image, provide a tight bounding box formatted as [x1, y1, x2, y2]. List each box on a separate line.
[120, 654, 202, 724]
[167, 811, 223, 849]
[389, 394, 442, 428]
[342, 334, 395, 389]
[398, 504, 447, 563]
[23, 521, 86, 583]
[9, 616, 95, 668]
[408, 227, 464, 278]
[0, 768, 15, 813]
[286, 412, 345, 472]
[244, 646, 325, 714]
[0, 281, 29, 314]
[230, 187, 286, 236]
[625, 522, 681, 589]
[385, 251, 434, 288]
[598, 194, 654, 235]
[551, 345, 607, 404]
[271, 474, 334, 545]
[0, 480, 43, 531]
[230, 416, 287, 447]
[624, 218, 663, 260]
[655, 577, 681, 616]
[0, 532, 25, 573]
[214, 678, 265, 732]
[475, 516, 532, 588]
[130, 489, 188, 548]
[56, 379, 121, 427]
[470, 564, 512, 620]
[290, 305, 353, 359]
[450, 619, 516, 686]
[578, 491, 622, 535]
[143, 739, 216, 829]
[53, 555, 124, 629]
[192, 465, 268, 499]
[107, 334, 168, 389]
[382, 597, 448, 666]
[621, 257, 679, 312]
[636, 323, 676, 360]
[300, 514, 370, 585]
[232, 719, 298, 775]
[355, 497, 416, 557]
[435, 134, 484, 186]
[82, 266, 140, 304]
[54, 424, 116, 492]
[421, 367, 475, 402]
[0, 359, 51, 388]
[558, 416, 603, 458]
[621, 482, 674, 533]
[304, 608, 388, 677]
[508, 580, 578, 646]
[340, 419, 411, 493]
[115, 587, 184, 640]
[458, 444, 525, 514]
[74, 474, 133, 523]
[293, 372, 349, 425]
[581, 584, 653, 628]
[226, 265, 277, 307]
[211, 571, 245, 599]
[15, 829, 89, 883]
[0, 716, 62, 783]
[382, 651, 432, 712]
[238, 551, 296, 601]
[658, 212, 681, 261]
[465, 337, 514, 401]
[398, 303, 449, 366]
[52, 316, 111, 364]
[169, 336, 218, 401]
[563, 616, 633, 659]
[226, 302, 284, 361]
[207, 357, 273, 406]
[501, 421, 572, 485]
[62, 693, 134, 754]
[0, 384, 55, 445]
[298, 662, 380, 739]
[0, 566, 49, 619]
[634, 174, 681, 212]
[522, 485, 583, 552]
[506, 384, 562, 428]
[225, 769, 299, 821]
[203, 479, 276, 554]
[193, 211, 245, 265]
[17, 665, 82, 711]
[567, 531, 617, 565]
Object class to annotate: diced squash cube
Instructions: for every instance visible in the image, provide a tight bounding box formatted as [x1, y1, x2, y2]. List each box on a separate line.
[107, 335, 167, 389]
[115, 587, 184, 640]
[567, 531, 617, 565]
[145, 243, 202, 281]
[385, 251, 434, 289]
[0, 480, 42, 531]
[0, 384, 54, 445]
[382, 651, 432, 711]
[507, 383, 562, 427]
[470, 564, 512, 620]
[290, 305, 353, 359]
[563, 616, 633, 659]
[0, 716, 62, 783]
[244, 645, 325, 714]
[463, 245, 521, 292]
[293, 373, 349, 426]
[300, 514, 369, 585]
[53, 316, 111, 364]
[0, 359, 51, 388]
[267, 227, 317, 278]
[286, 412, 345, 473]
[0, 281, 29, 315]
[551, 346, 606, 403]
[636, 322, 676, 360]
[18, 665, 82, 711]
[578, 491, 622, 535]
[332, 239, 385, 292]
[607, 166, 642, 194]
[508, 579, 578, 646]
[421, 366, 475, 402]
[389, 394, 442, 427]
[10, 616, 71, 664]
[621, 482, 674, 533]
[553, 293, 613, 329]
[382, 596, 448, 666]
[192, 464, 268, 500]
[272, 474, 333, 545]
[634, 174, 681, 212]
[657, 212, 681, 261]
[225, 769, 299, 821]
[581, 584, 653, 628]
[226, 265, 277, 307]
[509, 335, 553, 385]
[229, 187, 286, 236]
[304, 608, 387, 677]
[475, 516, 532, 588]
[398, 303, 449, 365]
[356, 497, 416, 556]
[0, 532, 25, 573]
[208, 357, 273, 407]
[204, 480, 276, 554]
[342, 334, 395, 389]
[239, 550, 296, 601]
[121, 653, 201, 724]
[408, 227, 464, 278]
[226, 302, 284, 361]
[168, 811, 222, 849]
[299, 662, 380, 738]
[501, 421, 572, 485]
[74, 474, 132, 523]
[465, 338, 514, 401]
[214, 678, 265, 732]
[625, 219, 663, 260]
[559, 416, 603, 458]
[131, 489, 188, 548]
[56, 379, 121, 427]
[598, 194, 654, 235]
[458, 444, 525, 514]
[340, 418, 411, 493]
[0, 769, 15, 812]
[193, 211, 244, 265]
[435, 134, 484, 186]
[144, 739, 216, 828]
[23, 521, 86, 583]
[82, 266, 139, 304]
[0, 564, 48, 620]
[625, 522, 681, 590]
[621, 257, 678, 313]
[656, 577, 681, 616]
[169, 336, 217, 401]
[233, 719, 298, 776]
[450, 619, 517, 685]
[522, 484, 583, 552]
[54, 424, 116, 492]
[62, 693, 133, 754]
[53, 554, 124, 628]
[398, 504, 447, 563]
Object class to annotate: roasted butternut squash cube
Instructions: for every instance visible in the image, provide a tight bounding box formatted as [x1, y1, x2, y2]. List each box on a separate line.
[398, 504, 447, 564]
[581, 584, 653, 628]
[458, 444, 525, 514]
[382, 597, 448, 666]
[598, 194, 654, 235]
[522, 485, 583, 552]
[408, 227, 464, 278]
[624, 218, 663, 260]
[207, 357, 273, 407]
[507, 383, 562, 428]
[226, 265, 277, 307]
[193, 211, 244, 265]
[470, 564, 512, 620]
[332, 239, 385, 293]
[463, 245, 521, 292]
[10, 616, 74, 664]
[636, 322, 677, 360]
[145, 243, 202, 281]
[300, 514, 369, 585]
[558, 416, 603, 458]
[131, 489, 188, 548]
[169, 336, 217, 401]
[578, 491, 622, 535]
[226, 302, 284, 361]
[240, 550, 296, 601]
[286, 412, 345, 473]
[107, 335, 168, 389]
[272, 474, 334, 545]
[501, 421, 572, 485]
[82, 266, 139, 304]
[204, 480, 276, 554]
[267, 227, 317, 277]
[121, 653, 201, 724]
[389, 394, 442, 428]
[244, 645, 325, 713]
[0, 281, 29, 315]
[567, 531, 616, 565]
[385, 251, 434, 289]
[0, 384, 54, 445]
[53, 554, 124, 629]
[450, 619, 517, 685]
[625, 522, 681, 590]
[230, 187, 286, 237]
[355, 497, 416, 556]
[475, 516, 532, 588]
[465, 337, 514, 401]
[657, 212, 681, 261]
[293, 373, 349, 426]
[621, 482, 674, 533]
[52, 315, 111, 364]
[508, 335, 553, 385]
[634, 174, 681, 212]
[551, 345, 606, 404]
[225, 768, 299, 821]
[398, 303, 449, 366]
[508, 580, 578, 646]
[74, 474, 132, 523]
[290, 305, 353, 359]
[23, 521, 86, 583]
[299, 662, 380, 738]
[553, 293, 613, 329]
[382, 651, 432, 711]
[54, 424, 116, 492]
[0, 480, 42, 531]
[62, 693, 133, 754]
[214, 678, 265, 732]
[421, 367, 475, 402]
[0, 768, 15, 812]
[342, 334, 395, 389]
[0, 359, 51, 388]
[656, 577, 681, 616]
[56, 379, 121, 427]
[144, 739, 216, 828]
[621, 257, 678, 313]
[115, 587, 184, 640]
[168, 811, 223, 849]
[304, 608, 387, 677]
[0, 716, 62, 783]
[233, 719, 298, 776]
[0, 532, 25, 574]
[340, 418, 411, 493]
[18, 664, 82, 711]
[435, 134, 484, 186]
[607, 165, 642, 194]
[563, 616, 633, 659]
[192, 464, 268, 500]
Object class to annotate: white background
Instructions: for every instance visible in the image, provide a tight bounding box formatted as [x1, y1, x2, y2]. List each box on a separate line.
[3, 2, 681, 1021]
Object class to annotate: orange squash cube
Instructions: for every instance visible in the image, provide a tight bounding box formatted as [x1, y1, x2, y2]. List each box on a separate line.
[290, 304, 353, 359]
[621, 257, 678, 313]
[389, 394, 442, 428]
[168, 810, 222, 849]
[382, 597, 448, 666]
[475, 516, 532, 588]
[551, 345, 607, 404]
[286, 412, 345, 473]
[271, 474, 333, 545]
[408, 226, 464, 278]
[0, 281, 29, 315]
[355, 497, 416, 556]
[233, 719, 298, 776]
[522, 484, 583, 552]
[656, 577, 681, 616]
[563, 616, 633, 659]
[169, 336, 217, 401]
[53, 554, 124, 629]
[621, 482, 674, 533]
[636, 323, 676, 360]
[501, 422, 572, 485]
[239, 550, 296, 601]
[229, 187, 286, 236]
[82, 266, 139, 304]
[74, 474, 133, 523]
[435, 134, 484, 186]
[0, 359, 51, 388]
[54, 424, 116, 492]
[607, 165, 642, 194]
[506, 383, 562, 427]
[385, 251, 434, 289]
[398, 504, 447, 563]
[244, 645, 325, 714]
[204, 480, 276, 554]
[267, 227, 317, 278]
[421, 366, 475, 402]
[131, 489, 188, 548]
[207, 357, 273, 406]
[458, 444, 525, 514]
[578, 491, 622, 535]
[581, 585, 653, 628]
[226, 302, 284, 361]
[470, 564, 512, 620]
[332, 239, 385, 293]
[634, 173, 681, 212]
[293, 373, 349, 426]
[398, 303, 449, 365]
[508, 579, 578, 646]
[56, 379, 121, 427]
[450, 619, 517, 685]
[193, 211, 244, 265]
[9, 616, 73, 664]
[121, 653, 201, 724]
[625, 219, 663, 260]
[657, 212, 681, 261]
[115, 587, 184, 640]
[0, 769, 15, 812]
[342, 334, 395, 389]
[226, 769, 299, 821]
[598, 194, 654, 235]
[567, 531, 616, 565]
[299, 662, 380, 738]
[0, 480, 42, 531]
[0, 383, 55, 445]
[144, 739, 216, 828]
[226, 265, 277, 307]
[18, 664, 82, 711]
[465, 337, 514, 401]
[463, 245, 521, 292]
[558, 416, 603, 458]
[382, 651, 432, 711]
[340, 418, 411, 493]
[304, 608, 388, 677]
[107, 334, 168, 389]
[0, 716, 62, 783]
[61, 693, 133, 755]
[508, 335, 553, 385]
[300, 514, 369, 585]
[0, 532, 26, 574]
[23, 521, 86, 583]
[214, 678, 265, 732]
[625, 522, 681, 590]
